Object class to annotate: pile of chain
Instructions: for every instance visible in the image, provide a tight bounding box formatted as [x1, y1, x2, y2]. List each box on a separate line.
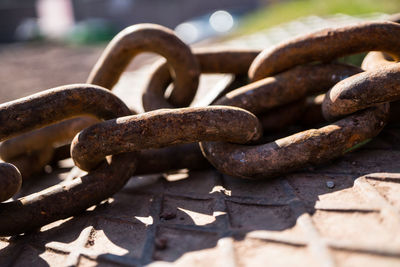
[0, 15, 399, 236]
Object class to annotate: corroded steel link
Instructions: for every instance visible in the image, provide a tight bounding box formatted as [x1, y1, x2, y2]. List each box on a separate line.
[71, 106, 262, 171]
[322, 63, 400, 121]
[200, 104, 389, 179]
[0, 84, 131, 200]
[0, 152, 137, 236]
[49, 143, 211, 175]
[142, 48, 260, 111]
[300, 94, 326, 126]
[0, 116, 98, 161]
[0, 162, 21, 202]
[215, 63, 362, 115]
[194, 48, 260, 74]
[7, 145, 54, 179]
[136, 143, 211, 175]
[361, 15, 400, 70]
[258, 99, 305, 131]
[0, 84, 131, 140]
[0, 85, 136, 235]
[249, 22, 400, 81]
[88, 23, 200, 107]
[361, 51, 396, 71]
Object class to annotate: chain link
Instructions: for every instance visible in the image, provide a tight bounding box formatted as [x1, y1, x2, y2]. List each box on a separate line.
[0, 17, 400, 235]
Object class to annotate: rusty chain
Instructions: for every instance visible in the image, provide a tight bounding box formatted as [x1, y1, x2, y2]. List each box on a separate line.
[0, 18, 400, 235]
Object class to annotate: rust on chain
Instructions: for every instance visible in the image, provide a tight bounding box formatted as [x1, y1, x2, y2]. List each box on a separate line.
[361, 51, 396, 71]
[0, 84, 131, 140]
[258, 99, 306, 131]
[71, 106, 262, 171]
[0, 84, 131, 183]
[300, 94, 326, 126]
[215, 63, 362, 114]
[142, 48, 260, 111]
[7, 145, 54, 179]
[49, 143, 211, 176]
[88, 23, 200, 107]
[3, 23, 200, 174]
[0, 85, 136, 236]
[0, 116, 98, 162]
[322, 63, 400, 121]
[200, 104, 389, 179]
[0, 117, 99, 178]
[136, 143, 211, 175]
[249, 22, 400, 81]
[0, 152, 137, 236]
[0, 162, 21, 202]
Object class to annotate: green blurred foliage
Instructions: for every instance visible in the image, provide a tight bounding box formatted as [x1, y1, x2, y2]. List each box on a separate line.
[239, 0, 400, 34]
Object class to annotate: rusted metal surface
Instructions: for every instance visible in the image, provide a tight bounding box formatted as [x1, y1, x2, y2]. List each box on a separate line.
[0, 117, 99, 178]
[142, 48, 260, 111]
[300, 94, 326, 126]
[0, 116, 98, 161]
[71, 106, 262, 171]
[258, 99, 306, 131]
[215, 63, 361, 115]
[361, 51, 396, 70]
[88, 23, 200, 107]
[0, 84, 131, 140]
[0, 84, 131, 199]
[2, 13, 400, 266]
[0, 162, 21, 202]
[136, 143, 210, 175]
[201, 104, 389, 179]
[5, 23, 202, 179]
[249, 22, 400, 81]
[0, 152, 137, 236]
[0, 85, 136, 235]
[6, 144, 54, 179]
[322, 63, 400, 120]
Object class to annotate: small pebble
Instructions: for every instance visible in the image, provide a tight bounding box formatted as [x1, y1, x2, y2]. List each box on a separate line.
[326, 181, 335, 189]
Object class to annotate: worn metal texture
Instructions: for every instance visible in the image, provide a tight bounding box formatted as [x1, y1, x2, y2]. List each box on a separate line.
[0, 163, 21, 202]
[0, 152, 137, 236]
[0, 84, 131, 140]
[6, 144, 54, 179]
[0, 117, 99, 178]
[3, 130, 400, 266]
[88, 23, 200, 107]
[142, 48, 260, 111]
[71, 106, 262, 171]
[258, 99, 306, 131]
[201, 104, 389, 179]
[1, 23, 201, 173]
[361, 51, 396, 70]
[322, 63, 400, 120]
[249, 22, 400, 81]
[0, 85, 136, 235]
[215, 63, 361, 115]
[2, 13, 400, 267]
[136, 143, 211, 175]
[0, 116, 98, 162]
[361, 11, 399, 71]
[0, 84, 132, 199]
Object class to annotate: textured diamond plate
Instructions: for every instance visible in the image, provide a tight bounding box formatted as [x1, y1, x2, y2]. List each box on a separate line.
[1, 14, 400, 267]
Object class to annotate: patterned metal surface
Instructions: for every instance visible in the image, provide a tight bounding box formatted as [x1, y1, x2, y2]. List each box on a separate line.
[1, 14, 400, 267]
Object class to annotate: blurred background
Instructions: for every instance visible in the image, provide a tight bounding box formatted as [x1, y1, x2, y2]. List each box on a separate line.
[0, 0, 399, 102]
[1, 0, 399, 44]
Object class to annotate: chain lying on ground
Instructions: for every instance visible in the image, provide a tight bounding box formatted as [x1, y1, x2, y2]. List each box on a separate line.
[0, 18, 399, 235]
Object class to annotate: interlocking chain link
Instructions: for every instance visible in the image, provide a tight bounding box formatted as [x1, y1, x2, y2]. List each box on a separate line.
[1, 17, 400, 235]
